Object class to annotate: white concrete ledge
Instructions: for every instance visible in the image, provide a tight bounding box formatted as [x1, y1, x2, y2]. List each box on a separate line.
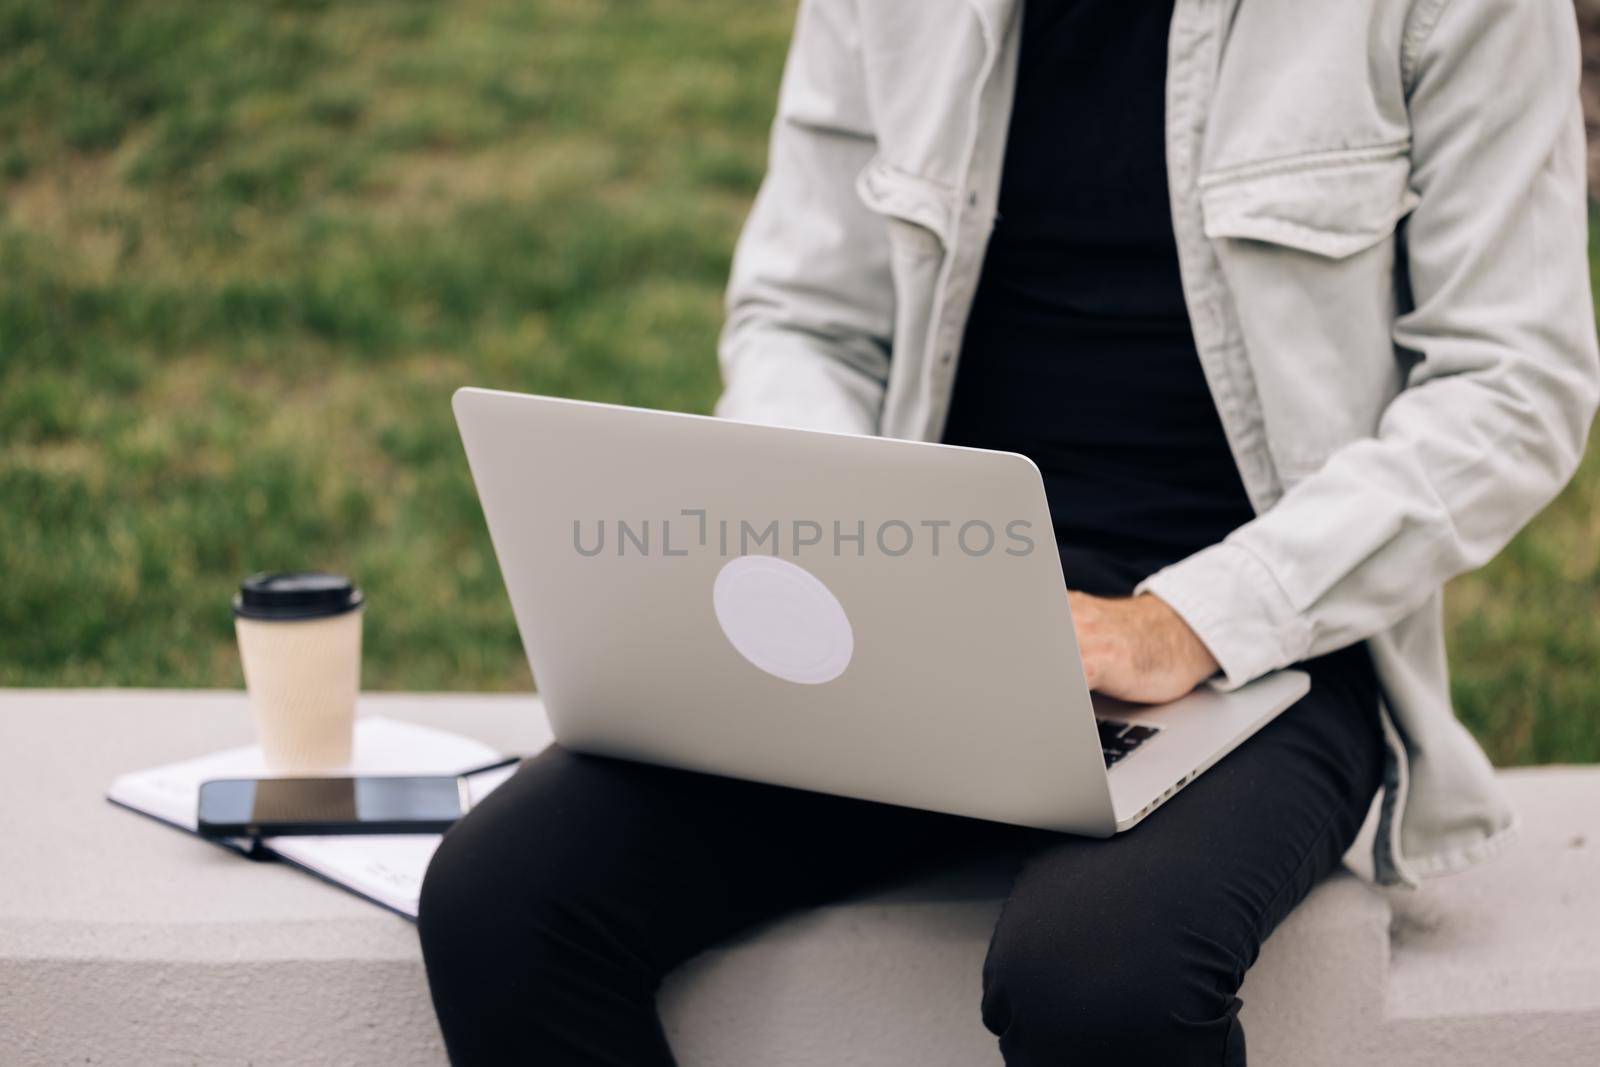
[2, 690, 1596, 1065]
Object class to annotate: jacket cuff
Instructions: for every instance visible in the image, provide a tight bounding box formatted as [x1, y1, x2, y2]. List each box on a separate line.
[1134, 541, 1313, 691]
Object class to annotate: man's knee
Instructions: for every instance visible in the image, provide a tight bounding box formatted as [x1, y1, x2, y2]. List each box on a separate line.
[981, 921, 1237, 1064]
[417, 821, 519, 973]
[418, 777, 584, 980]
[418, 759, 661, 993]
[981, 951, 1167, 1063]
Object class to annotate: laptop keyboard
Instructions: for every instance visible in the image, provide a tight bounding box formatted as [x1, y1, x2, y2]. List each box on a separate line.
[1097, 719, 1161, 768]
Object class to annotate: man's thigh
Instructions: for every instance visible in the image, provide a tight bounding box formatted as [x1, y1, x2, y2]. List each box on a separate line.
[436, 743, 999, 975]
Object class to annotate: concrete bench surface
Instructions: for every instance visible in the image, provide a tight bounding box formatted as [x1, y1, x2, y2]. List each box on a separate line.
[2, 690, 1596, 1066]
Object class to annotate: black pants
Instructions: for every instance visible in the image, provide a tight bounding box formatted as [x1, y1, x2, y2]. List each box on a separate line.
[418, 643, 1382, 1066]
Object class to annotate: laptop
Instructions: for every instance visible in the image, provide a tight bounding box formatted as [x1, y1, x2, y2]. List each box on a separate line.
[453, 387, 1308, 836]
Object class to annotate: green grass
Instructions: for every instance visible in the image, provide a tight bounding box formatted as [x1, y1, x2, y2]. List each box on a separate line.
[1, 0, 1595, 765]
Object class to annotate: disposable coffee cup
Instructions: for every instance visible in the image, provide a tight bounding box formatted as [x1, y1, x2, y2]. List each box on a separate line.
[233, 572, 364, 773]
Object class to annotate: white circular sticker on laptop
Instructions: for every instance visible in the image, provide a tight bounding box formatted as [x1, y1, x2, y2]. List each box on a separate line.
[712, 555, 853, 685]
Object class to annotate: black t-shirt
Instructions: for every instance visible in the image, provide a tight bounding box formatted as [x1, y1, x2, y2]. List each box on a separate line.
[941, 0, 1255, 597]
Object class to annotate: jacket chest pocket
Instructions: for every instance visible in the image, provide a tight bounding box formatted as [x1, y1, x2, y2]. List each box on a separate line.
[1199, 143, 1418, 479]
[1200, 142, 1419, 257]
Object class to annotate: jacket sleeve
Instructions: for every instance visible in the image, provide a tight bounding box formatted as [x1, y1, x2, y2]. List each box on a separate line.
[713, 0, 893, 436]
[1138, 0, 1600, 687]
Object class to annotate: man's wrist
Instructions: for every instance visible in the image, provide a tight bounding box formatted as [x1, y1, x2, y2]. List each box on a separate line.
[1137, 592, 1220, 682]
[1134, 542, 1311, 691]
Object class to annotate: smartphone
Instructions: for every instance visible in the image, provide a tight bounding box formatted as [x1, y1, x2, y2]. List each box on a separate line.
[196, 774, 469, 838]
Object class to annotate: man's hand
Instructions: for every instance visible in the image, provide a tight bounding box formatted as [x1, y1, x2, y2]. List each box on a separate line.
[1067, 591, 1219, 704]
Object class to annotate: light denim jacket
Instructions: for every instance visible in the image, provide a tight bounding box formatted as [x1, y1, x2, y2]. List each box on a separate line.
[715, 0, 1598, 885]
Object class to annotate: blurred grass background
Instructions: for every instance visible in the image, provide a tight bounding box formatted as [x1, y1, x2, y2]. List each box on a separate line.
[1, 0, 1595, 765]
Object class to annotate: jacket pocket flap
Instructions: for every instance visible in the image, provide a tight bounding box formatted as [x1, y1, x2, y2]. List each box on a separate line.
[1200, 147, 1420, 259]
[855, 156, 956, 246]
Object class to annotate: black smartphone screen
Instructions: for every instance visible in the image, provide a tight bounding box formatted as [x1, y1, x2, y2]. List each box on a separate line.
[197, 775, 463, 836]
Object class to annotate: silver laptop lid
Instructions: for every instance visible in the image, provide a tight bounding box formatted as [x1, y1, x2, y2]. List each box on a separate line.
[454, 387, 1118, 835]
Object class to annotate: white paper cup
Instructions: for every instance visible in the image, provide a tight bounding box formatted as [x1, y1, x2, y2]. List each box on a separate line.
[233, 572, 364, 773]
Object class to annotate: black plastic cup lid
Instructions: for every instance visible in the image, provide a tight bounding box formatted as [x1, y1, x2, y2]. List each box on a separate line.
[233, 572, 364, 621]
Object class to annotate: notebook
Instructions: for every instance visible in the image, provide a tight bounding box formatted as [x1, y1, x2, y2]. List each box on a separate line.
[106, 717, 520, 919]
